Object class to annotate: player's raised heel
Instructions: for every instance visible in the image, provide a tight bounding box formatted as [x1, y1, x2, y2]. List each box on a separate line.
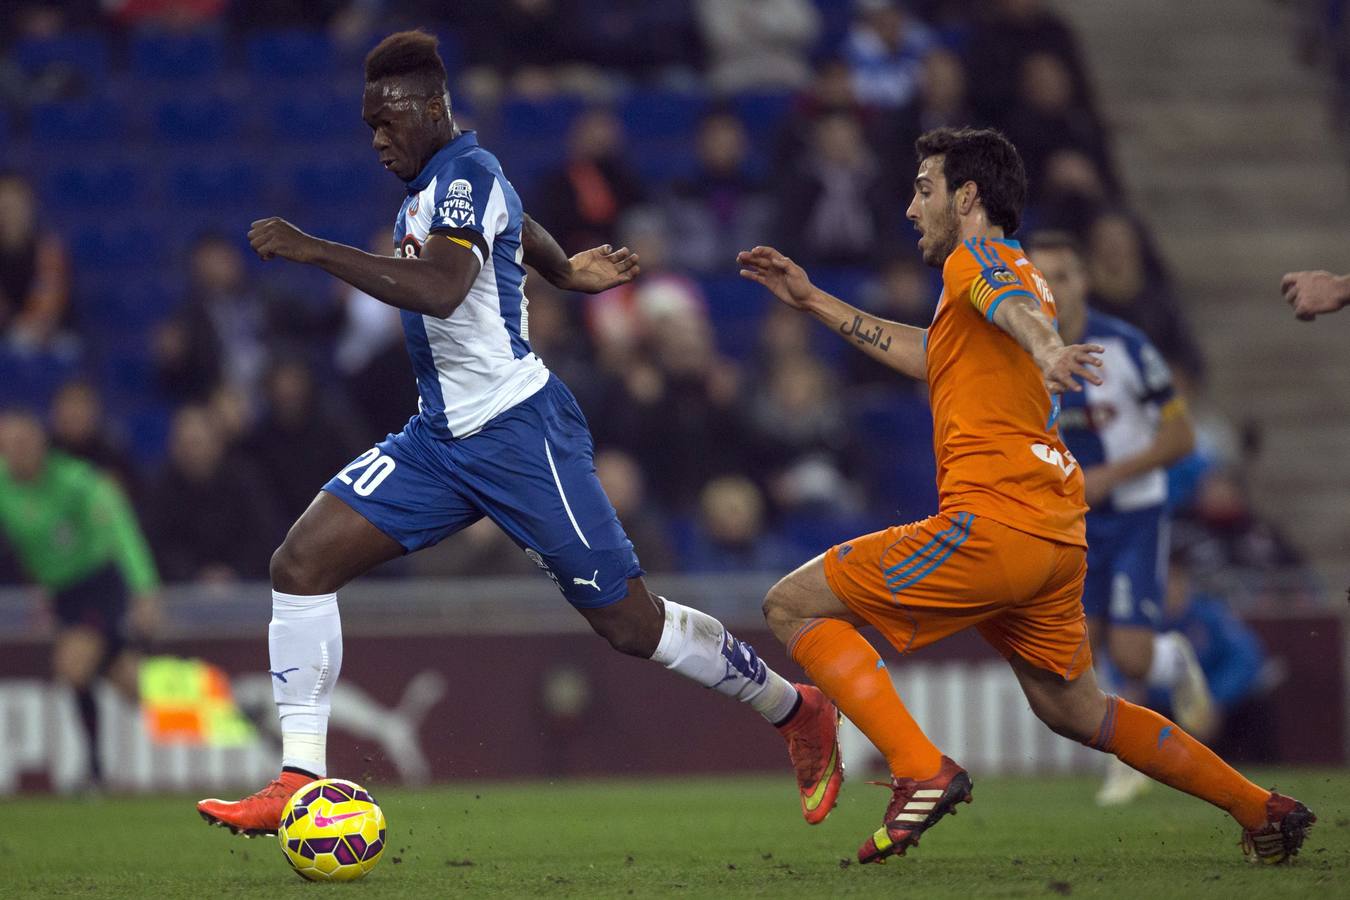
[857, 757, 972, 865]
[1242, 793, 1316, 865]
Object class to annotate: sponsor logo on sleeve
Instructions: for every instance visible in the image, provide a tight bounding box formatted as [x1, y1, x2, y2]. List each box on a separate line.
[437, 178, 477, 229]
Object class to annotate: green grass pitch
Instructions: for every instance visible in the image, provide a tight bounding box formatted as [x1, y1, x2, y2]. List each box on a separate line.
[3, 769, 1346, 898]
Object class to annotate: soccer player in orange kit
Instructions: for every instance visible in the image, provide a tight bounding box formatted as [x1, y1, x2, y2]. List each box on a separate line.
[738, 126, 1314, 866]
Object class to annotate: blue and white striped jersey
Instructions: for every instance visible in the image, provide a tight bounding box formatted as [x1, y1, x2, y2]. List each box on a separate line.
[1057, 310, 1176, 514]
[393, 131, 548, 439]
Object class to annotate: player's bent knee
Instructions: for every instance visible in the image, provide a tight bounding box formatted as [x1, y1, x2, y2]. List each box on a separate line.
[269, 539, 327, 595]
[761, 581, 801, 644]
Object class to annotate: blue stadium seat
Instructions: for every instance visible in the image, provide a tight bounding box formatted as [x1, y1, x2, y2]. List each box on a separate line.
[246, 30, 335, 81]
[849, 389, 939, 521]
[12, 34, 109, 83]
[699, 274, 769, 360]
[31, 99, 127, 144]
[131, 30, 225, 81]
[627, 140, 697, 188]
[289, 158, 382, 208]
[619, 90, 706, 140]
[166, 161, 264, 208]
[266, 94, 364, 143]
[499, 95, 587, 142]
[70, 221, 163, 270]
[46, 163, 142, 210]
[154, 95, 243, 143]
[732, 91, 794, 133]
[77, 278, 180, 333]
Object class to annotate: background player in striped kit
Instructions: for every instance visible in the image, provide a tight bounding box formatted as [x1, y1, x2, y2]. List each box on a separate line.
[1028, 230, 1214, 807]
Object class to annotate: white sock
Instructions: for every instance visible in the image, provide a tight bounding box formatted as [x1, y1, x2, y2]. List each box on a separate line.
[269, 590, 342, 777]
[1145, 631, 1187, 689]
[650, 599, 799, 725]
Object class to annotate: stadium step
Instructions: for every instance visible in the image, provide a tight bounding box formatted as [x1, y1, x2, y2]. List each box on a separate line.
[1066, 0, 1350, 580]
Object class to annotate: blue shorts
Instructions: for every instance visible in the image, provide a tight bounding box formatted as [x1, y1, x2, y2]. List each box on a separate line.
[322, 376, 642, 608]
[1083, 506, 1168, 629]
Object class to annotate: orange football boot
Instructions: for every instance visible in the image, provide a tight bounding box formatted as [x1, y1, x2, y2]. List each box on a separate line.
[197, 771, 315, 837]
[778, 684, 845, 824]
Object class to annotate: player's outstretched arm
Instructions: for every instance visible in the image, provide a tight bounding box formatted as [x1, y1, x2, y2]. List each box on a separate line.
[990, 294, 1103, 394]
[522, 213, 639, 293]
[738, 246, 928, 381]
[247, 217, 479, 318]
[1281, 270, 1350, 320]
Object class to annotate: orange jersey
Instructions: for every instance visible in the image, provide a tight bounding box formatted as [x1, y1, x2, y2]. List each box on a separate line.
[925, 237, 1086, 547]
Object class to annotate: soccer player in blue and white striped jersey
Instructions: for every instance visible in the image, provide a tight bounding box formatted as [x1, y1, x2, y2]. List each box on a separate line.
[198, 31, 841, 837]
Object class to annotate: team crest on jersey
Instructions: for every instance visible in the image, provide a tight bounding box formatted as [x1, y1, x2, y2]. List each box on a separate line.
[437, 178, 476, 229]
[982, 266, 1018, 288]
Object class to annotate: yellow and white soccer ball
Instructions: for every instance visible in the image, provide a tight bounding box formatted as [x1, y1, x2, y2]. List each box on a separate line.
[276, 778, 387, 882]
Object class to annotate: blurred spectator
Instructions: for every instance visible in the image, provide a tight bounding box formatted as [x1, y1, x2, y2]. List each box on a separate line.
[747, 351, 863, 516]
[888, 48, 979, 164]
[568, 0, 704, 80]
[844, 0, 938, 110]
[663, 110, 773, 274]
[1173, 470, 1305, 577]
[1032, 148, 1113, 236]
[681, 475, 795, 572]
[775, 59, 873, 168]
[0, 4, 102, 112]
[408, 518, 536, 578]
[520, 278, 601, 410]
[335, 228, 416, 434]
[584, 209, 706, 368]
[240, 359, 365, 525]
[775, 111, 898, 267]
[228, 0, 349, 31]
[595, 448, 676, 572]
[964, 0, 1097, 126]
[153, 234, 268, 406]
[1000, 51, 1115, 198]
[589, 251, 751, 514]
[695, 0, 821, 95]
[454, 1, 604, 104]
[1157, 542, 1277, 761]
[48, 379, 137, 495]
[104, 0, 227, 29]
[0, 172, 71, 351]
[0, 409, 160, 786]
[144, 405, 280, 583]
[844, 255, 935, 389]
[1085, 210, 1205, 380]
[534, 109, 645, 254]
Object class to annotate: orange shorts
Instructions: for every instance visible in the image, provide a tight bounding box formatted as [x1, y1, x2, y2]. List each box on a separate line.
[823, 512, 1092, 679]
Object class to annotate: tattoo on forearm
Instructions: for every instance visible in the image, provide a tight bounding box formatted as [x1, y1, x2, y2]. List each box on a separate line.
[840, 315, 892, 351]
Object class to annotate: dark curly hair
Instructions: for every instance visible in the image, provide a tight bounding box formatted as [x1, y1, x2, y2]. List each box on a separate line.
[364, 30, 447, 94]
[915, 127, 1027, 234]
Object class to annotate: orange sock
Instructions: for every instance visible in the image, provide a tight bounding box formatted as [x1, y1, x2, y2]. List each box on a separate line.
[790, 617, 942, 780]
[1088, 695, 1269, 829]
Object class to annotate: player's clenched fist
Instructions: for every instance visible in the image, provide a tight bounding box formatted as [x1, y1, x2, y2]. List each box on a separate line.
[248, 217, 322, 263]
[737, 246, 817, 310]
[1040, 342, 1104, 395]
[1280, 270, 1350, 321]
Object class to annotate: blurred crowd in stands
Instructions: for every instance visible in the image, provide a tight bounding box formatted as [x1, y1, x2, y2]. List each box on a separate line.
[0, 0, 1324, 608]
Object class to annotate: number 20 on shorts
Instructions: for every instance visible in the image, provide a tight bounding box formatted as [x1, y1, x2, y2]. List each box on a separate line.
[336, 448, 397, 497]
